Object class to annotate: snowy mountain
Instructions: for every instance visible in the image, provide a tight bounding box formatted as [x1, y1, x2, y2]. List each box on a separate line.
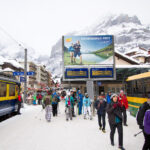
[0, 27, 49, 67]
[49, 14, 150, 76]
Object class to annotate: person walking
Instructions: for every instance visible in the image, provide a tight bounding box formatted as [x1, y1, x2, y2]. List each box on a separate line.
[119, 90, 128, 126]
[65, 94, 72, 121]
[52, 95, 58, 117]
[70, 91, 76, 117]
[95, 94, 107, 133]
[43, 91, 52, 122]
[83, 93, 92, 120]
[33, 93, 37, 105]
[78, 90, 83, 115]
[106, 93, 125, 150]
[137, 94, 150, 150]
[17, 91, 22, 115]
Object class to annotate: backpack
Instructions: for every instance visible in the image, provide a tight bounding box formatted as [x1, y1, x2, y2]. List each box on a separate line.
[144, 109, 150, 135]
[136, 106, 142, 126]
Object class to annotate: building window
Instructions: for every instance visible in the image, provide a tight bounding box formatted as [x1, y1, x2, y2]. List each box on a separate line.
[0, 82, 7, 97]
[9, 84, 15, 96]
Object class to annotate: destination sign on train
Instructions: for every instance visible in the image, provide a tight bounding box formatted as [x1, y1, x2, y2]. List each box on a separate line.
[65, 68, 88, 78]
[90, 68, 113, 78]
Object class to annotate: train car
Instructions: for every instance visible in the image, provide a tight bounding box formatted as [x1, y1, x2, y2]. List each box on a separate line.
[126, 72, 150, 116]
[0, 74, 20, 117]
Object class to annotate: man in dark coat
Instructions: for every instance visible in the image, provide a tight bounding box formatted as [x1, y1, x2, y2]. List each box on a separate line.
[106, 93, 125, 150]
[137, 94, 150, 150]
[95, 94, 107, 133]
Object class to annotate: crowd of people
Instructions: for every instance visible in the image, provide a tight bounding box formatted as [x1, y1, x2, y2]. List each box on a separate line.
[17, 88, 150, 150]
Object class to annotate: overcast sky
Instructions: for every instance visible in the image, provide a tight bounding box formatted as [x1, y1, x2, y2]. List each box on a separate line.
[0, 0, 149, 56]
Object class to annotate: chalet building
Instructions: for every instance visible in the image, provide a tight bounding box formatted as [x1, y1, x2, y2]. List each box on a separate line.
[125, 47, 150, 64]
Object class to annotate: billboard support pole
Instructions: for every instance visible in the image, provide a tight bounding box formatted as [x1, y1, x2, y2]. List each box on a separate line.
[86, 80, 94, 102]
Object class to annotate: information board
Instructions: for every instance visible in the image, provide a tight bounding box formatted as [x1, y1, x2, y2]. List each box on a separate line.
[90, 68, 113, 78]
[65, 68, 88, 79]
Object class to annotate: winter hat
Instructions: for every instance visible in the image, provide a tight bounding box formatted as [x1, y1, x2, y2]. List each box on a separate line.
[85, 93, 88, 96]
[110, 93, 118, 99]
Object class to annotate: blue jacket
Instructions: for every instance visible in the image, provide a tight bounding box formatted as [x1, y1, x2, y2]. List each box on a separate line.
[83, 97, 91, 107]
[68, 46, 75, 52]
[78, 93, 83, 105]
[106, 94, 111, 104]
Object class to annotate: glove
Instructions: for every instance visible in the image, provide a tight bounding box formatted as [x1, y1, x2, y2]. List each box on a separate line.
[139, 125, 144, 130]
[117, 102, 122, 107]
[113, 103, 117, 109]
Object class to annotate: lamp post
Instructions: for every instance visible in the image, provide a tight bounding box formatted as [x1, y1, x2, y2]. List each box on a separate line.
[24, 48, 27, 104]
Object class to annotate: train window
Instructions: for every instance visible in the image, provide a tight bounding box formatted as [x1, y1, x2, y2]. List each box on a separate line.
[9, 84, 15, 96]
[0, 82, 7, 97]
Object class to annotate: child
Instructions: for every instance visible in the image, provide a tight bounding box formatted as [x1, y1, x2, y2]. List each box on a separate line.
[83, 93, 92, 120]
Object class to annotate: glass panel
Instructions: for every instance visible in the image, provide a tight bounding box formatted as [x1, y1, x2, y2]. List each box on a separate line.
[0, 82, 7, 97]
[9, 84, 16, 96]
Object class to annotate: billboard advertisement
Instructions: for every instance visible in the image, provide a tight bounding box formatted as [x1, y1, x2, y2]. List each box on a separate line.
[63, 35, 114, 66]
[62, 35, 115, 81]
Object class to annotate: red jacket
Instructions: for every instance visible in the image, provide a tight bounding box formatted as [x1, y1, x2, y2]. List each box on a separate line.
[18, 95, 22, 102]
[118, 94, 128, 109]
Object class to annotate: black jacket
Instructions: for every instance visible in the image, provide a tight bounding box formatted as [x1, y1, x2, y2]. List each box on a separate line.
[106, 101, 123, 124]
[95, 100, 107, 115]
[137, 102, 150, 129]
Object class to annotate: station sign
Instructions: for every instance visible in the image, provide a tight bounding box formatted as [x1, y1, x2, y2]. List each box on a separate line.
[13, 71, 35, 76]
[90, 68, 113, 78]
[20, 76, 26, 82]
[65, 68, 88, 79]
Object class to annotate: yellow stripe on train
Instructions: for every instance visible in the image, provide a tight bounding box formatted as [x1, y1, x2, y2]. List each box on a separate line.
[128, 104, 140, 108]
[127, 97, 147, 104]
[0, 96, 17, 101]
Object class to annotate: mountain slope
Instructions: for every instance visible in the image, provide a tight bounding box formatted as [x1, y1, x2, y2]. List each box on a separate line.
[49, 14, 150, 76]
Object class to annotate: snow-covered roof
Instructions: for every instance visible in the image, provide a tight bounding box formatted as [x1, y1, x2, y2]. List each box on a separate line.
[2, 68, 14, 72]
[131, 54, 150, 58]
[5, 59, 23, 69]
[115, 50, 140, 64]
[124, 47, 139, 55]
[116, 64, 150, 68]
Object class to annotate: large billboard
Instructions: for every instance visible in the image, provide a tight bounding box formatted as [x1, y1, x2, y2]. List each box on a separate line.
[62, 35, 115, 81]
[63, 35, 114, 66]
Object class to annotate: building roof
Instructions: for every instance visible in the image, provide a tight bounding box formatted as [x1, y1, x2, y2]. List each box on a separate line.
[115, 51, 140, 65]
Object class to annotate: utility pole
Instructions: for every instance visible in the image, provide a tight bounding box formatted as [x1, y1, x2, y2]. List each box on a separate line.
[24, 48, 27, 103]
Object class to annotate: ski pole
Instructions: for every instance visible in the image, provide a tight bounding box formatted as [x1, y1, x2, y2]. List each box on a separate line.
[134, 131, 143, 137]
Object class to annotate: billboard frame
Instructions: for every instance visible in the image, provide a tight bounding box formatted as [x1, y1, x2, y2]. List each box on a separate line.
[62, 35, 116, 81]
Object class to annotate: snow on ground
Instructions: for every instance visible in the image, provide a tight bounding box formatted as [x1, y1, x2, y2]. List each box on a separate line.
[0, 102, 144, 150]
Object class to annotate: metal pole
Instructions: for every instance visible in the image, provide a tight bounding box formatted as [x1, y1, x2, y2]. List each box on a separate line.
[24, 49, 27, 104]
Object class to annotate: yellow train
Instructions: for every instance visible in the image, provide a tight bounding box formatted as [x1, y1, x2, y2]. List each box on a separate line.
[126, 72, 150, 116]
[0, 74, 20, 117]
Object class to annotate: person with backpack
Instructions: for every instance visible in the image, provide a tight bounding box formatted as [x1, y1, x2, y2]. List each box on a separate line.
[83, 93, 92, 120]
[65, 94, 72, 121]
[68, 43, 75, 64]
[52, 95, 58, 117]
[43, 91, 52, 122]
[137, 94, 150, 150]
[95, 94, 107, 133]
[119, 90, 128, 126]
[106, 93, 125, 150]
